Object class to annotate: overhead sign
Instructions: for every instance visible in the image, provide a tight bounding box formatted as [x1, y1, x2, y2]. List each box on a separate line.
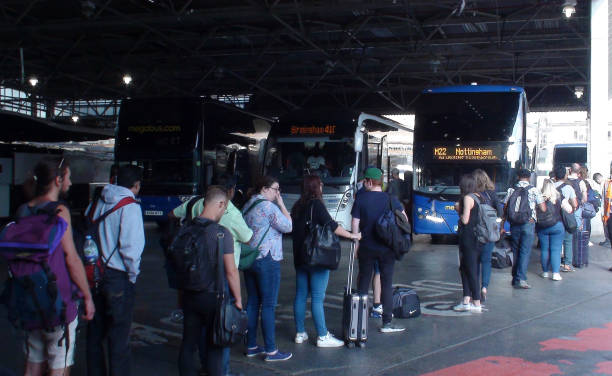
[290, 125, 337, 136]
[432, 145, 502, 161]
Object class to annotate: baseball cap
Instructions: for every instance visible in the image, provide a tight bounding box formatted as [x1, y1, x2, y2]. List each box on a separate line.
[364, 167, 383, 180]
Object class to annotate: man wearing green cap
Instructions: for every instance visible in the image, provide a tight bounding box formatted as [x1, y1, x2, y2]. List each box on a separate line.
[351, 167, 407, 333]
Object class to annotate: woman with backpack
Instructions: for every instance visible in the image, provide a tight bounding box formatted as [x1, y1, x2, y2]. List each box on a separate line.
[453, 174, 483, 313]
[290, 175, 361, 348]
[536, 179, 565, 281]
[242, 176, 293, 362]
[472, 169, 501, 301]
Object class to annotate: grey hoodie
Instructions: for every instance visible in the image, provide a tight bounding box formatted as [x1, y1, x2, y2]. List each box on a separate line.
[89, 184, 145, 283]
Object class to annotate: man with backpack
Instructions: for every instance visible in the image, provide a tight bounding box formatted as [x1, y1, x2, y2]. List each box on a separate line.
[1, 159, 95, 376]
[568, 163, 588, 230]
[172, 186, 242, 376]
[554, 166, 579, 272]
[85, 165, 145, 376]
[503, 169, 545, 289]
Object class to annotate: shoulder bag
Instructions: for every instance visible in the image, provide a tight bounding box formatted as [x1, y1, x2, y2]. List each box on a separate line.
[239, 199, 270, 270]
[212, 231, 248, 347]
[304, 200, 341, 270]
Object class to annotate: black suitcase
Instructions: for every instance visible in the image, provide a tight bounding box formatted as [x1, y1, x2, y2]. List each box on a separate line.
[342, 242, 368, 348]
[572, 230, 589, 268]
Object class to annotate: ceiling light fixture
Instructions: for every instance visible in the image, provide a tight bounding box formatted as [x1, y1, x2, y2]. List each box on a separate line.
[123, 74, 133, 85]
[574, 86, 584, 99]
[71, 115, 79, 123]
[28, 77, 38, 87]
[562, 0, 576, 18]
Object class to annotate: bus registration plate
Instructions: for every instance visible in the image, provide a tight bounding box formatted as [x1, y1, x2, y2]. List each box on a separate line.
[145, 210, 164, 216]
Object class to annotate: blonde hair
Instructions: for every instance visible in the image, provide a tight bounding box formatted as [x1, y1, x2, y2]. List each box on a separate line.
[473, 169, 495, 192]
[541, 179, 559, 204]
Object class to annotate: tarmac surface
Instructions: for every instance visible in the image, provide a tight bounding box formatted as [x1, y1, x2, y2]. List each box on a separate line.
[2, 224, 612, 376]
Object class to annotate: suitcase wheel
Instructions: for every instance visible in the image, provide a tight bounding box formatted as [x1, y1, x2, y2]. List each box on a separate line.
[346, 342, 355, 349]
[358, 342, 366, 348]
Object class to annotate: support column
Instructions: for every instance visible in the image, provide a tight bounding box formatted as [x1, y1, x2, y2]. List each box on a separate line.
[589, 0, 609, 178]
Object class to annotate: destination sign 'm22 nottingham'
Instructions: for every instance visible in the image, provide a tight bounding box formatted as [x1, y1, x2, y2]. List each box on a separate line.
[433, 146, 501, 161]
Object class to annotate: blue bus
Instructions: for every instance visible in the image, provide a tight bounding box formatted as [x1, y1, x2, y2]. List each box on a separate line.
[115, 98, 263, 221]
[411, 85, 529, 236]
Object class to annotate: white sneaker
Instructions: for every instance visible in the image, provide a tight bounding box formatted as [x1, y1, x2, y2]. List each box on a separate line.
[470, 304, 483, 313]
[316, 332, 344, 348]
[294, 332, 309, 344]
[552, 273, 562, 281]
[453, 302, 471, 312]
[541, 272, 550, 279]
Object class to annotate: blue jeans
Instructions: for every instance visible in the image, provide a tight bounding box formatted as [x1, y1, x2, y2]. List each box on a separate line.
[562, 230, 573, 266]
[574, 207, 583, 230]
[478, 242, 494, 289]
[244, 254, 281, 353]
[537, 222, 564, 274]
[293, 266, 330, 337]
[510, 222, 535, 283]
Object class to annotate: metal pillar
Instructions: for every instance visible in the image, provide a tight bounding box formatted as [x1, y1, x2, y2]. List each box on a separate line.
[589, 0, 609, 178]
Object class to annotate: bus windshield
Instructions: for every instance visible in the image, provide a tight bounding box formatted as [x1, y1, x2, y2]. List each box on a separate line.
[416, 162, 513, 194]
[266, 137, 355, 186]
[553, 146, 587, 166]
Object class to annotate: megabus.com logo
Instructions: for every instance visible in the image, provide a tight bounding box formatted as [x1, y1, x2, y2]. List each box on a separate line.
[128, 125, 181, 134]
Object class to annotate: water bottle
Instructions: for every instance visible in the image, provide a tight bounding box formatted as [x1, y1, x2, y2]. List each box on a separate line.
[83, 235, 99, 265]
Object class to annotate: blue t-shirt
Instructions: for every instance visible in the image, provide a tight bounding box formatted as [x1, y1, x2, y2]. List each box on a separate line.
[351, 191, 403, 252]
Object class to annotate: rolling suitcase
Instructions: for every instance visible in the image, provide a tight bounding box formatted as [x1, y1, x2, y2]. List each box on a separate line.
[572, 230, 589, 268]
[342, 242, 368, 348]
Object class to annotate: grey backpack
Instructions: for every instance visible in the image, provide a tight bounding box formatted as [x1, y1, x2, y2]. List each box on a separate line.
[469, 193, 501, 244]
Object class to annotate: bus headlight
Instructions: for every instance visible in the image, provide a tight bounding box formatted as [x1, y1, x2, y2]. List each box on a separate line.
[417, 207, 422, 213]
[425, 215, 445, 223]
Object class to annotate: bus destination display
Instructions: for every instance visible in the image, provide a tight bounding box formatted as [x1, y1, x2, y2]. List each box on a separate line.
[432, 145, 501, 161]
[290, 125, 337, 136]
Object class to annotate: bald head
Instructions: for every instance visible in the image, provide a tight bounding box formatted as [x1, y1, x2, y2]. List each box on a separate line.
[571, 163, 581, 174]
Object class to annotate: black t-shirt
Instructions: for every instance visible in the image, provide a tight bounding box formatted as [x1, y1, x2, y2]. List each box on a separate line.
[351, 191, 403, 252]
[192, 217, 234, 256]
[291, 199, 339, 268]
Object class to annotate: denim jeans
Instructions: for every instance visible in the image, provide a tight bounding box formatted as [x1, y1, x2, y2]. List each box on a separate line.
[537, 221, 564, 274]
[478, 242, 494, 289]
[293, 266, 330, 337]
[244, 254, 281, 353]
[574, 207, 583, 230]
[86, 268, 135, 376]
[562, 230, 573, 266]
[179, 291, 224, 376]
[510, 222, 535, 283]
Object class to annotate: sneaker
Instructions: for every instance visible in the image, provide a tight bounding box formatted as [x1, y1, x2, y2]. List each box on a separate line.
[514, 280, 531, 289]
[540, 272, 550, 279]
[599, 240, 610, 247]
[372, 304, 383, 315]
[370, 310, 382, 318]
[380, 323, 405, 333]
[470, 304, 483, 313]
[588, 241, 594, 247]
[264, 350, 292, 362]
[245, 346, 265, 357]
[452, 302, 471, 312]
[294, 332, 308, 344]
[561, 264, 575, 272]
[552, 273, 562, 281]
[316, 332, 344, 348]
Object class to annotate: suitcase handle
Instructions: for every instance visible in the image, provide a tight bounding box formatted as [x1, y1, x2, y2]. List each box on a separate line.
[346, 242, 355, 294]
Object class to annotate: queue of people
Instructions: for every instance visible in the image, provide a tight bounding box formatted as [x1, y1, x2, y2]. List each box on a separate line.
[2, 156, 611, 376]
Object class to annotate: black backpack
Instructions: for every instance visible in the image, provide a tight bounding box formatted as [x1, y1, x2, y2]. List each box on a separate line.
[375, 195, 411, 260]
[160, 195, 203, 251]
[567, 178, 583, 204]
[167, 219, 219, 292]
[536, 200, 558, 229]
[506, 186, 533, 225]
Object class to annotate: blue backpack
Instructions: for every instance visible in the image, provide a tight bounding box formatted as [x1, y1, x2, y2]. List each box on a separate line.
[375, 195, 411, 260]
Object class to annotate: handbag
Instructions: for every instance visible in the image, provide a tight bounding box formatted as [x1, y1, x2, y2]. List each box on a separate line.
[560, 207, 577, 233]
[304, 201, 342, 270]
[238, 199, 269, 270]
[211, 231, 248, 347]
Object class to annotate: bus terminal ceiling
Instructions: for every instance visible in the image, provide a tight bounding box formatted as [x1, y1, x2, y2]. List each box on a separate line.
[0, 0, 590, 127]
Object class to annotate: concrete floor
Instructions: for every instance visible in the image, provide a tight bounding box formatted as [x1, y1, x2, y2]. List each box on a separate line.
[2, 224, 612, 376]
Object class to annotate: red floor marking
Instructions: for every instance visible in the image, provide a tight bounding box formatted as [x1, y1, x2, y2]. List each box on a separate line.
[595, 362, 612, 375]
[540, 323, 612, 352]
[419, 356, 562, 376]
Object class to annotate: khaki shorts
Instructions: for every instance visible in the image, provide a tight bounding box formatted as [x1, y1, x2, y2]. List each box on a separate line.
[24, 317, 78, 370]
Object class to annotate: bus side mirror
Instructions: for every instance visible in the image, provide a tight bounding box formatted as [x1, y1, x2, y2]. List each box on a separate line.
[354, 127, 364, 152]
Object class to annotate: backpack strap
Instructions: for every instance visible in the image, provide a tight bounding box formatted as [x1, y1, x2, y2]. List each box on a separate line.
[185, 195, 204, 222]
[98, 197, 139, 270]
[243, 199, 266, 216]
[468, 193, 481, 204]
[216, 228, 225, 300]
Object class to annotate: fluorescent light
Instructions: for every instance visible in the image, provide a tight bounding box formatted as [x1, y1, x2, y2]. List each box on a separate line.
[123, 74, 133, 85]
[71, 115, 79, 123]
[563, 5, 575, 18]
[28, 77, 38, 87]
[574, 86, 584, 99]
